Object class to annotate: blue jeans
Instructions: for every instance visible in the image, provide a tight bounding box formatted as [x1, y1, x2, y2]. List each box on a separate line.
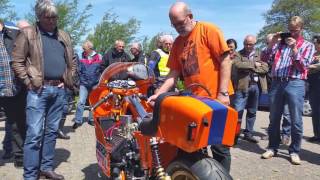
[309, 83, 320, 138]
[75, 85, 93, 124]
[233, 84, 260, 136]
[268, 79, 305, 154]
[281, 103, 291, 137]
[23, 86, 65, 180]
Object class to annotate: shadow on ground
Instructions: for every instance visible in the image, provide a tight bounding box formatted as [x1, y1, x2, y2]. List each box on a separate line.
[82, 163, 107, 180]
[53, 148, 71, 169]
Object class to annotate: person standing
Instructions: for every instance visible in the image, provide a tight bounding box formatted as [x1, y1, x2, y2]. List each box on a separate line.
[148, 2, 233, 172]
[307, 35, 320, 143]
[100, 40, 131, 72]
[0, 19, 28, 168]
[73, 40, 102, 129]
[232, 35, 269, 143]
[12, 0, 77, 179]
[148, 34, 174, 89]
[130, 42, 147, 64]
[261, 16, 315, 165]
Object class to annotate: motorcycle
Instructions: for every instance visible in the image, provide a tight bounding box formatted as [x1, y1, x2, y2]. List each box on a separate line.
[89, 62, 238, 180]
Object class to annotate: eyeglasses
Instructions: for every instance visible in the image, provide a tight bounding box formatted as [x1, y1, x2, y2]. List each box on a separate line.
[171, 15, 189, 28]
[42, 15, 58, 20]
[244, 43, 255, 46]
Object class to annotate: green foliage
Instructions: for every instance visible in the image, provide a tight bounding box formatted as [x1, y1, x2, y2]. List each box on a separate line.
[25, 0, 92, 47]
[0, 0, 17, 21]
[257, 0, 320, 46]
[141, 34, 159, 56]
[87, 11, 140, 53]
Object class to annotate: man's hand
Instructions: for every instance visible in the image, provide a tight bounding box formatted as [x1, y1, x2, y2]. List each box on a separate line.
[217, 93, 230, 105]
[255, 62, 262, 67]
[147, 94, 158, 106]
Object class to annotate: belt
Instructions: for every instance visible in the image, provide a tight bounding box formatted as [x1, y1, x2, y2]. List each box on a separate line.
[43, 80, 62, 86]
[272, 77, 298, 82]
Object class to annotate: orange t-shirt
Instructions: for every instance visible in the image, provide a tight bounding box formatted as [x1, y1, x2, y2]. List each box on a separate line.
[168, 22, 234, 98]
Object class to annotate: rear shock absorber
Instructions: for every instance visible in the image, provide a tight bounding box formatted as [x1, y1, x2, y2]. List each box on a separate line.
[150, 137, 171, 180]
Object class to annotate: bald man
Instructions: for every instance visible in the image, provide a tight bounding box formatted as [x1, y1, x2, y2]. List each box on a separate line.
[232, 35, 268, 143]
[148, 2, 233, 172]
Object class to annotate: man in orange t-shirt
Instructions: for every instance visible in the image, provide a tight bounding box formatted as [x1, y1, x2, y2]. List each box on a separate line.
[148, 1, 233, 172]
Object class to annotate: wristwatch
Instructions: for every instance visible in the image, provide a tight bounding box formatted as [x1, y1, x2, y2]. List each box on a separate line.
[219, 91, 229, 96]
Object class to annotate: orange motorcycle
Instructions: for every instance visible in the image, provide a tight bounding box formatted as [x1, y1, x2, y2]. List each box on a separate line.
[89, 62, 238, 180]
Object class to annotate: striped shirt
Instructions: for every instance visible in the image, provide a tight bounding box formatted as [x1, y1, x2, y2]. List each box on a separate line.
[267, 36, 315, 80]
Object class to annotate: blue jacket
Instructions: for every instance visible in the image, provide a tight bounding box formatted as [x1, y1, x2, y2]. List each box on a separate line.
[79, 51, 102, 88]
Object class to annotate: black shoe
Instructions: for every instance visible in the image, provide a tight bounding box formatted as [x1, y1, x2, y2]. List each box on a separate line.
[307, 136, 320, 143]
[14, 160, 23, 169]
[57, 130, 70, 140]
[2, 151, 13, 159]
[40, 170, 65, 180]
[243, 135, 259, 143]
[72, 122, 82, 130]
[88, 121, 94, 126]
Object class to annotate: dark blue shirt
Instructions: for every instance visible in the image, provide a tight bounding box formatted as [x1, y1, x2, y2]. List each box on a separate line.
[41, 31, 66, 80]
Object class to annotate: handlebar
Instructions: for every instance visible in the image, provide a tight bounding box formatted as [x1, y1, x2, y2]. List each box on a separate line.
[90, 92, 113, 111]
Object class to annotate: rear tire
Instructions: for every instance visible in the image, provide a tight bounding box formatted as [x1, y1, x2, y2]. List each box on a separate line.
[166, 157, 232, 180]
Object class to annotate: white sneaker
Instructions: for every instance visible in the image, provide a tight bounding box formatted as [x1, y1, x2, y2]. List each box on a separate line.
[261, 149, 275, 159]
[290, 153, 301, 165]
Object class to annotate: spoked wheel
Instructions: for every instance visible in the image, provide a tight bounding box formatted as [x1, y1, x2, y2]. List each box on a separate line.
[167, 157, 233, 180]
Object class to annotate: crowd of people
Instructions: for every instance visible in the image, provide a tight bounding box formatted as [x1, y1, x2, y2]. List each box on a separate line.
[0, 0, 319, 179]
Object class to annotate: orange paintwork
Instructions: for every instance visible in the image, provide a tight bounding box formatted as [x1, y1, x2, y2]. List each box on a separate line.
[89, 62, 237, 178]
[156, 96, 213, 152]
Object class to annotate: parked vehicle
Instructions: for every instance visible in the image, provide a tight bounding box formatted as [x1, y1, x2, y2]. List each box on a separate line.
[258, 91, 312, 116]
[89, 62, 237, 180]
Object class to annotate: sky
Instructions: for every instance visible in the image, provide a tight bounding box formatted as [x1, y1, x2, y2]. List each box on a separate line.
[10, 0, 274, 50]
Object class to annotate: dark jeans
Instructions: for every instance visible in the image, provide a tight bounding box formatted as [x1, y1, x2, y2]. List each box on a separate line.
[211, 145, 231, 172]
[268, 79, 305, 154]
[0, 90, 26, 161]
[233, 84, 260, 136]
[23, 86, 65, 180]
[309, 83, 320, 138]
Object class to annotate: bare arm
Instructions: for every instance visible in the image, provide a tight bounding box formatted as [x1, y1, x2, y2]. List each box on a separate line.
[218, 52, 232, 105]
[147, 69, 180, 103]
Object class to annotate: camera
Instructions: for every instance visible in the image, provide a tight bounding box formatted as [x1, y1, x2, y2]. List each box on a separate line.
[280, 32, 291, 44]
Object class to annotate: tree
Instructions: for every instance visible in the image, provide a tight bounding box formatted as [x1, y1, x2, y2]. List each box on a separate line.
[26, 0, 92, 47]
[257, 0, 320, 46]
[0, 0, 17, 21]
[87, 11, 140, 53]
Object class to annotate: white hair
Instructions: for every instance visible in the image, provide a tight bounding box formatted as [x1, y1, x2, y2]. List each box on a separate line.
[82, 40, 94, 50]
[130, 42, 141, 51]
[160, 34, 174, 43]
[35, 0, 58, 20]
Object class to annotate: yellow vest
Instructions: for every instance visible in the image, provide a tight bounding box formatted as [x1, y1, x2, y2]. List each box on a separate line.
[155, 49, 170, 76]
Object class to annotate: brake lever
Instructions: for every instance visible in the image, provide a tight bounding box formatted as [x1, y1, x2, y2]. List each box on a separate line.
[90, 92, 113, 111]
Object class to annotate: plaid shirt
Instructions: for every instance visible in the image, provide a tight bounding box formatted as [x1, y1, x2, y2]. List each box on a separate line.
[266, 36, 315, 80]
[0, 32, 19, 96]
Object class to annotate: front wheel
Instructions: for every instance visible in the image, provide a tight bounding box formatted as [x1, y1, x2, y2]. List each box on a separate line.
[166, 157, 232, 180]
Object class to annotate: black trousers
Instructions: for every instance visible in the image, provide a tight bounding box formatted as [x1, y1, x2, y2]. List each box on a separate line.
[211, 144, 231, 172]
[0, 90, 26, 162]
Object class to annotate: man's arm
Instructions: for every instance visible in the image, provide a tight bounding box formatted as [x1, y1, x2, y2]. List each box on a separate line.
[11, 31, 31, 88]
[218, 52, 232, 105]
[147, 69, 180, 103]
